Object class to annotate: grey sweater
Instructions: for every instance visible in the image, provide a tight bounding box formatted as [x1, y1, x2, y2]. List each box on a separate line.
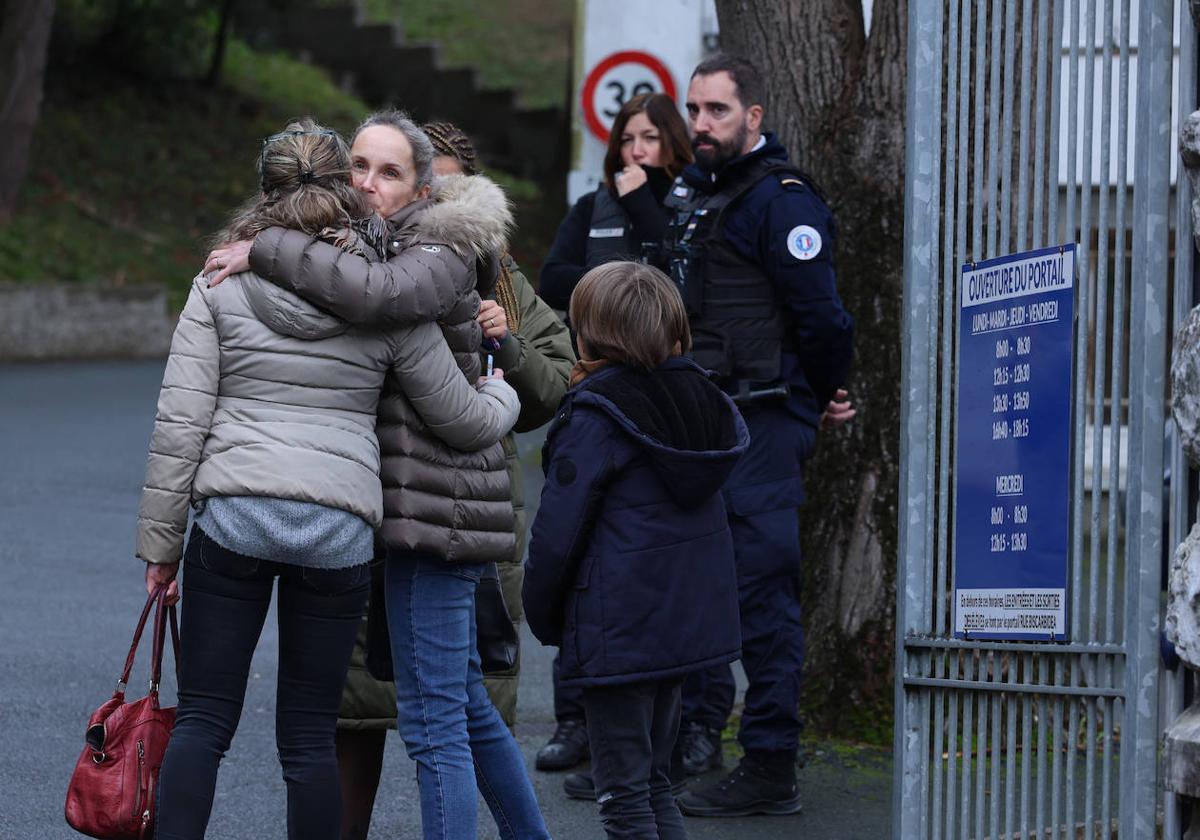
[195, 496, 373, 568]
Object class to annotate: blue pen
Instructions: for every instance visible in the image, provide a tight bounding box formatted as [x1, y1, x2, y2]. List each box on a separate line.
[486, 354, 494, 377]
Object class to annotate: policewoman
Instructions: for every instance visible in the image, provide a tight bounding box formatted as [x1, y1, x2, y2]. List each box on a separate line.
[538, 93, 693, 312]
[663, 54, 856, 818]
[533, 92, 695, 780]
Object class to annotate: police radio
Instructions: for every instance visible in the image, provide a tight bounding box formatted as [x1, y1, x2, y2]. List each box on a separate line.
[661, 207, 710, 318]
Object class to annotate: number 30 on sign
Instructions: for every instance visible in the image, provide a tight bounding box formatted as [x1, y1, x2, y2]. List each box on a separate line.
[581, 50, 677, 142]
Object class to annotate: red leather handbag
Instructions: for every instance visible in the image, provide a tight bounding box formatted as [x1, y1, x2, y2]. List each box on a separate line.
[65, 585, 180, 839]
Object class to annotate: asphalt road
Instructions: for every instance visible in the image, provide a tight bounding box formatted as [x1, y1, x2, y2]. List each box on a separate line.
[0, 360, 890, 839]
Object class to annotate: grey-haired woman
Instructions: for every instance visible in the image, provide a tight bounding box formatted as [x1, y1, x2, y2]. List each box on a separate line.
[203, 111, 550, 840]
[140, 119, 519, 840]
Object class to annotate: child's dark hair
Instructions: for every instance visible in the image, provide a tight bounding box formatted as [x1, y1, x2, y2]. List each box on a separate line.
[569, 261, 692, 370]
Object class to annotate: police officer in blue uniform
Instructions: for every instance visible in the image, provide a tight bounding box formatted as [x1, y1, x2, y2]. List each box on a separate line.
[665, 54, 855, 818]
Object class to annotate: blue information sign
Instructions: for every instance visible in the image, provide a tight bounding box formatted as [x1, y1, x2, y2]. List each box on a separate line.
[953, 244, 1076, 640]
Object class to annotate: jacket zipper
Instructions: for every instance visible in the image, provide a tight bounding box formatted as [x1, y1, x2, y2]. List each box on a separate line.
[141, 769, 155, 839]
[134, 740, 146, 822]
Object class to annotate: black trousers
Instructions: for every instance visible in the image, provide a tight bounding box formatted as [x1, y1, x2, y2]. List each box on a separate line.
[155, 525, 369, 840]
[581, 678, 687, 840]
[552, 649, 586, 721]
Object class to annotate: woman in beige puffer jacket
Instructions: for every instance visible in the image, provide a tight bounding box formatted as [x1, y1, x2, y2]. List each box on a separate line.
[141, 121, 519, 840]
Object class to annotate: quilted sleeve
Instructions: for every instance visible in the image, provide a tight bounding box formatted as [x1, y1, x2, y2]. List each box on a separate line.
[389, 320, 520, 452]
[135, 279, 220, 565]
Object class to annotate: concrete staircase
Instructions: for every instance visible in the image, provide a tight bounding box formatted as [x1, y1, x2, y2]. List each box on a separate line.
[235, 1, 568, 184]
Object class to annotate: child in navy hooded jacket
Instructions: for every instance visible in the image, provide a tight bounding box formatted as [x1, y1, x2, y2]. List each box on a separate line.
[524, 261, 748, 839]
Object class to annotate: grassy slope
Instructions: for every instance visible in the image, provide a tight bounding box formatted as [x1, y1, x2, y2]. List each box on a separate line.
[0, 42, 368, 306]
[0, 39, 553, 309]
[357, 0, 573, 109]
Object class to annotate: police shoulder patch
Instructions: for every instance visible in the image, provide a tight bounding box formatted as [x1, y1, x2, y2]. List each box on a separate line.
[786, 225, 823, 261]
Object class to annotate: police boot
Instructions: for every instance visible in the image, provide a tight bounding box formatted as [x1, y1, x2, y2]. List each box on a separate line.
[675, 750, 802, 817]
[676, 721, 724, 776]
[535, 718, 589, 771]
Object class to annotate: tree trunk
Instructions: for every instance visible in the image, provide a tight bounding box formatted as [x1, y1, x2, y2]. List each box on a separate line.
[0, 0, 55, 222]
[714, 0, 906, 738]
[205, 0, 237, 87]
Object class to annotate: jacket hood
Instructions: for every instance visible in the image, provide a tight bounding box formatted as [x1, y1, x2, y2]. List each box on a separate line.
[572, 358, 749, 507]
[403, 173, 514, 262]
[239, 273, 350, 340]
[682, 131, 789, 189]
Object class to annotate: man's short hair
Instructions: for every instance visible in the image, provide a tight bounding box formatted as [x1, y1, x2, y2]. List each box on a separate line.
[569, 262, 692, 370]
[692, 53, 765, 109]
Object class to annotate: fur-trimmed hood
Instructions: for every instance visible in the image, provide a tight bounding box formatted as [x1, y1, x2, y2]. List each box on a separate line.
[390, 173, 513, 261]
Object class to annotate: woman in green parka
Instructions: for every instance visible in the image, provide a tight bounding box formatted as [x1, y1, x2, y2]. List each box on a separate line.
[335, 121, 575, 840]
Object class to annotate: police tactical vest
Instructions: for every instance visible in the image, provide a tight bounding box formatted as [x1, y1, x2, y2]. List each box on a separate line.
[584, 187, 634, 268]
[664, 157, 804, 387]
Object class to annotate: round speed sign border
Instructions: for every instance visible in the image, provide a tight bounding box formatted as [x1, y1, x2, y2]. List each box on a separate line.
[581, 50, 678, 143]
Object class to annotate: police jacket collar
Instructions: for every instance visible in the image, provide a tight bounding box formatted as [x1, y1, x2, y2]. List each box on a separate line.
[682, 132, 790, 191]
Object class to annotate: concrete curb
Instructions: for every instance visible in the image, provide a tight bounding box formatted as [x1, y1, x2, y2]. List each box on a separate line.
[0, 284, 175, 361]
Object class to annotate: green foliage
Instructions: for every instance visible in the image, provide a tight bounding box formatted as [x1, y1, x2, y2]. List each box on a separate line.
[0, 40, 551, 310]
[53, 0, 220, 79]
[0, 66, 265, 307]
[221, 40, 369, 129]
[0, 38, 374, 306]
[355, 0, 573, 109]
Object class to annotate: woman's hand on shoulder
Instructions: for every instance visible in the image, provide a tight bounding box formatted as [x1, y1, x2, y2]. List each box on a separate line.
[145, 561, 180, 605]
[203, 239, 254, 287]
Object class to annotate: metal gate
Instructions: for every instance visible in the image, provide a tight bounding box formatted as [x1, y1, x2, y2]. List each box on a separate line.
[895, 0, 1195, 837]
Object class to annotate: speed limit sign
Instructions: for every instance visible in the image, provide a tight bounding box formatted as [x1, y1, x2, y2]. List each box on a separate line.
[581, 50, 678, 142]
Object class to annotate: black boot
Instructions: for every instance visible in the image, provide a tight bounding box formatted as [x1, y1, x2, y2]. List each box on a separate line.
[675, 750, 802, 817]
[676, 721, 723, 776]
[535, 718, 589, 771]
[563, 772, 597, 801]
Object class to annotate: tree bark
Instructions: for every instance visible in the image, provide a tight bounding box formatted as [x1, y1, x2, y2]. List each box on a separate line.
[0, 0, 55, 222]
[205, 0, 237, 87]
[714, 0, 906, 737]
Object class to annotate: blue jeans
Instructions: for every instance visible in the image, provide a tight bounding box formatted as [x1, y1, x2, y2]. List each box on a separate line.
[385, 550, 549, 840]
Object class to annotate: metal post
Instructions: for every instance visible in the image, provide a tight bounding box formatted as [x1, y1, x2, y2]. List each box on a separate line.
[1165, 4, 1196, 838]
[894, 0, 942, 834]
[1121, 0, 1173, 835]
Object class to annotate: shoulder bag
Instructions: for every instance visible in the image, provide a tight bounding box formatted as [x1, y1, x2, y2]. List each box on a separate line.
[64, 584, 179, 839]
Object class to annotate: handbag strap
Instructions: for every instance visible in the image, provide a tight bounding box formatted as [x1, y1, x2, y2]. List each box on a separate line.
[117, 587, 163, 694]
[148, 587, 181, 703]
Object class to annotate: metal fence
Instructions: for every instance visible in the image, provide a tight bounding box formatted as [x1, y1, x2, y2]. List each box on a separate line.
[896, 0, 1194, 837]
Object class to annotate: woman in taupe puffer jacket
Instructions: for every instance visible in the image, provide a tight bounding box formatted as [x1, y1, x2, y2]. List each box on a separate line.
[204, 111, 551, 840]
[141, 120, 520, 840]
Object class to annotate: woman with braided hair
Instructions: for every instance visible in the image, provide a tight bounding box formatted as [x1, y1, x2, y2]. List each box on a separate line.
[331, 120, 575, 840]
[426, 120, 576, 728]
